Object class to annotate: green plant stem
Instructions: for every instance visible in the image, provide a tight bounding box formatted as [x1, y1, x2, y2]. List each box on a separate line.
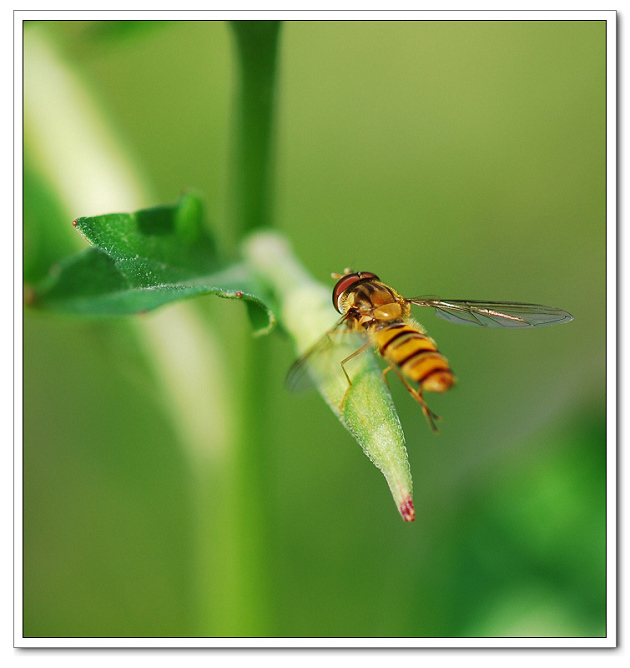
[229, 20, 282, 237]
[224, 20, 283, 635]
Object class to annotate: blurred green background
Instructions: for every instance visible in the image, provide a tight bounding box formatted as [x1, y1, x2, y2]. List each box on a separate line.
[23, 20, 606, 638]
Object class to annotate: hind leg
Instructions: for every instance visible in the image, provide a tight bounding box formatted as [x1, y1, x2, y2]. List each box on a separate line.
[385, 364, 441, 433]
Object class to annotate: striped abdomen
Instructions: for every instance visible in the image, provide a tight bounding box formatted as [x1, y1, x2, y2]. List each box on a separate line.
[374, 322, 455, 393]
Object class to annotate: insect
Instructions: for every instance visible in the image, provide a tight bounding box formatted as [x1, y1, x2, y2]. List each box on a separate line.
[287, 269, 573, 432]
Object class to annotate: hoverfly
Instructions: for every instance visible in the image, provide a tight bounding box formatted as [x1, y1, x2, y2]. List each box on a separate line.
[287, 269, 573, 432]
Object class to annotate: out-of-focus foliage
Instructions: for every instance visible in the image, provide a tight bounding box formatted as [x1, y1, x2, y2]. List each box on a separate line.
[23, 20, 606, 639]
[23, 159, 78, 282]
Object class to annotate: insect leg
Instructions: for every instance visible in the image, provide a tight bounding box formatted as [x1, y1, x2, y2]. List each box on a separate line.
[382, 365, 393, 387]
[388, 364, 441, 433]
[338, 342, 372, 411]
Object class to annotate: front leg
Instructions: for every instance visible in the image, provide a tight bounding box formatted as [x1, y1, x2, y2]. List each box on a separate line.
[338, 342, 372, 411]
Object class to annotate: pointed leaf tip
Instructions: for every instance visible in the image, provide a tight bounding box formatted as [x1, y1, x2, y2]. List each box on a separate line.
[399, 496, 415, 522]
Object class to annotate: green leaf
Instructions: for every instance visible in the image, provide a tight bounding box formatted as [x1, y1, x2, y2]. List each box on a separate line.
[243, 231, 415, 522]
[73, 191, 219, 284]
[30, 194, 277, 334]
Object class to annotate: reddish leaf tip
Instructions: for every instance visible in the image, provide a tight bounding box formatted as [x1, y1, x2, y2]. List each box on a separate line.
[72, 219, 77, 227]
[236, 291, 243, 297]
[399, 497, 415, 522]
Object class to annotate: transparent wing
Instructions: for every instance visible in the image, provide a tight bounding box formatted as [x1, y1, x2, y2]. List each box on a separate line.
[408, 298, 574, 328]
[286, 315, 368, 392]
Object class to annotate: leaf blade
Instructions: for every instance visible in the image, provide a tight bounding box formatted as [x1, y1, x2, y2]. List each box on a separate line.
[243, 231, 415, 522]
[30, 195, 277, 334]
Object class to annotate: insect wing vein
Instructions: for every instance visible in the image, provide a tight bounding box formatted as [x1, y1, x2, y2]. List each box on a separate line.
[409, 298, 573, 328]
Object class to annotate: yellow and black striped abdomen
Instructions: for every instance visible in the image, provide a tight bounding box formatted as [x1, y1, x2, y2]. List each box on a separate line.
[374, 323, 455, 393]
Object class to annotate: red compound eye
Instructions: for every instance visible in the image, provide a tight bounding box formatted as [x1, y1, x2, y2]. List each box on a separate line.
[332, 271, 380, 312]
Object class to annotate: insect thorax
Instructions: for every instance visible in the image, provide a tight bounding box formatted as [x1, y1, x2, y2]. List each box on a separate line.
[340, 281, 411, 329]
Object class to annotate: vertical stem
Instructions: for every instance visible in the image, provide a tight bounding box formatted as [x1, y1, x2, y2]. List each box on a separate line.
[230, 20, 282, 236]
[226, 20, 282, 635]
